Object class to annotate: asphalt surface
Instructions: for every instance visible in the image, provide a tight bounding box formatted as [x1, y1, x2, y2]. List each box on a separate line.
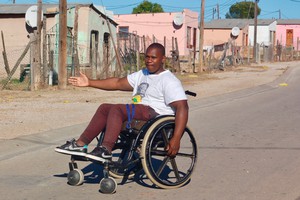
[0, 64, 299, 200]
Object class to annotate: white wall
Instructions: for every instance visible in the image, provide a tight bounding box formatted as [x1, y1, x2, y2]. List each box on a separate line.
[248, 21, 277, 46]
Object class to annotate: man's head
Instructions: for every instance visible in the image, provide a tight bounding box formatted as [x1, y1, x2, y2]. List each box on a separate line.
[145, 43, 166, 74]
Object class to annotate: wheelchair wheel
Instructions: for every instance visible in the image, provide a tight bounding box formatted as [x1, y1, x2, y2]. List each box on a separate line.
[140, 116, 197, 189]
[99, 177, 117, 194]
[67, 169, 84, 186]
[109, 131, 142, 179]
[109, 148, 141, 179]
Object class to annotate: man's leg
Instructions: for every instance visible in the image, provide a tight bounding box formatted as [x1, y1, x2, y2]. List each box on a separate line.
[55, 103, 113, 156]
[86, 104, 158, 161]
[77, 103, 113, 145]
[102, 104, 158, 152]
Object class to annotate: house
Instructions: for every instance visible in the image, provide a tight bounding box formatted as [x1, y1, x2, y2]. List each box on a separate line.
[203, 19, 278, 63]
[248, 19, 277, 47]
[113, 9, 199, 58]
[203, 19, 250, 64]
[204, 19, 277, 47]
[0, 3, 118, 80]
[204, 19, 249, 48]
[276, 19, 300, 49]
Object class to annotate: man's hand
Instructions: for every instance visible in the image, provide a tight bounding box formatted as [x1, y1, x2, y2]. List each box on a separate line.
[68, 72, 89, 87]
[167, 100, 189, 158]
[166, 137, 181, 157]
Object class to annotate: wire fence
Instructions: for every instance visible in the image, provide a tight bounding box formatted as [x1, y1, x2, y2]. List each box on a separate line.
[1, 31, 300, 91]
[0, 44, 31, 90]
[202, 44, 300, 71]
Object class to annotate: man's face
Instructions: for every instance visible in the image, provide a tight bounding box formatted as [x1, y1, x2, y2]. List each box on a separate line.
[145, 47, 165, 74]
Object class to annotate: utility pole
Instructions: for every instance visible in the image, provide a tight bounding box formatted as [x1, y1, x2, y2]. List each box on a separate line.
[37, 0, 42, 85]
[217, 3, 219, 19]
[253, 0, 259, 62]
[198, 0, 205, 72]
[279, 9, 281, 19]
[58, 0, 67, 89]
[30, 1, 42, 90]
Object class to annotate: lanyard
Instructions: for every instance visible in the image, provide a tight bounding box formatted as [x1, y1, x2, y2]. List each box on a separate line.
[126, 104, 135, 129]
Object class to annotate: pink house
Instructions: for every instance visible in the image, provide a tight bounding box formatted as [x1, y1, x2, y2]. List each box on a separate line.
[113, 9, 199, 58]
[276, 19, 300, 50]
[204, 19, 249, 48]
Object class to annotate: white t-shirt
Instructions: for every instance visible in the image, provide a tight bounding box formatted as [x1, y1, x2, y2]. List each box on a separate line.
[127, 69, 187, 115]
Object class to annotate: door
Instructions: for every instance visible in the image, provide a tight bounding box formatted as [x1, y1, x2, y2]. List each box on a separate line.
[286, 29, 293, 47]
[90, 31, 99, 79]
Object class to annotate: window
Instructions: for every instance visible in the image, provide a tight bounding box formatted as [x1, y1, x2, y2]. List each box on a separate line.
[193, 28, 197, 49]
[90, 31, 99, 70]
[187, 26, 192, 48]
[119, 26, 129, 39]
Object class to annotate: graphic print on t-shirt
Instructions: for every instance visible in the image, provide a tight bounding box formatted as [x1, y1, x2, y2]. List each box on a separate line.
[132, 82, 149, 104]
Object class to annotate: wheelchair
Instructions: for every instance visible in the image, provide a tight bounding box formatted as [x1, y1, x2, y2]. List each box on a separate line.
[66, 92, 198, 194]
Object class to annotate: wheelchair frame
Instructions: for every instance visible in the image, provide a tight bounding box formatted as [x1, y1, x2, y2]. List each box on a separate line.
[67, 115, 198, 193]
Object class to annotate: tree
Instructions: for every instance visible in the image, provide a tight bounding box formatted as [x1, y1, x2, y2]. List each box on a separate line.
[225, 1, 261, 19]
[132, 1, 164, 14]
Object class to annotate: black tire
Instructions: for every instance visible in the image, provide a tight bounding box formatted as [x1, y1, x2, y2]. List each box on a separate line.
[99, 177, 117, 194]
[141, 116, 197, 189]
[67, 169, 84, 186]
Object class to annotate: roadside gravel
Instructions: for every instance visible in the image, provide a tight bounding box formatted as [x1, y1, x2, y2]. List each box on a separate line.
[0, 61, 296, 140]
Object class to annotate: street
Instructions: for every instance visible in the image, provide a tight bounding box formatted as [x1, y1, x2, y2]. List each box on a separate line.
[0, 65, 300, 200]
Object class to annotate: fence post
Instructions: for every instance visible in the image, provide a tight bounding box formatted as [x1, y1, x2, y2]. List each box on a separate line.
[1, 31, 10, 75]
[42, 16, 48, 85]
[163, 36, 166, 69]
[247, 45, 250, 64]
[30, 32, 41, 91]
[73, 5, 80, 75]
[143, 35, 146, 54]
[256, 43, 260, 64]
[136, 35, 140, 71]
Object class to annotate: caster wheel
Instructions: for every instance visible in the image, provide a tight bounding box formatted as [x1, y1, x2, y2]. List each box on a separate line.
[67, 169, 84, 186]
[99, 177, 117, 194]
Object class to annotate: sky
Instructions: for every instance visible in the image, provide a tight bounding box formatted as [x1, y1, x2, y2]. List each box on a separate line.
[0, 0, 299, 20]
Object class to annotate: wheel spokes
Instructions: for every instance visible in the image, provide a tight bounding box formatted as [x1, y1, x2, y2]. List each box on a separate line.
[155, 156, 170, 176]
[170, 158, 182, 181]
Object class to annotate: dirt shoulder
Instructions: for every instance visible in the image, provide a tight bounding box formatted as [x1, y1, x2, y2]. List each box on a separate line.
[0, 61, 297, 140]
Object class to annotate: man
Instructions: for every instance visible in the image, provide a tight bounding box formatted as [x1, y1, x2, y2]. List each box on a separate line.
[55, 43, 188, 161]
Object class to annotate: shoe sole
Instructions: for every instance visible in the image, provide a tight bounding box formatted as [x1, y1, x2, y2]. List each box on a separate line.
[55, 148, 87, 157]
[85, 154, 111, 162]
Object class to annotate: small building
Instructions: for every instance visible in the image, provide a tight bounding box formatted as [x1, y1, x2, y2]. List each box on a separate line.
[276, 19, 300, 50]
[114, 9, 199, 58]
[0, 3, 118, 80]
[248, 19, 277, 47]
[204, 19, 277, 48]
[204, 19, 249, 48]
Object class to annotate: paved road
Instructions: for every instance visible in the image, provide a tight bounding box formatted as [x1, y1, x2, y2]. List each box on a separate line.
[1, 65, 300, 200]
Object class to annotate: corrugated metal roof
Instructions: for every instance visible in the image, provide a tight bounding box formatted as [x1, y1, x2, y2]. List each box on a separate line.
[0, 4, 81, 14]
[249, 19, 277, 25]
[277, 19, 300, 25]
[205, 19, 277, 29]
[0, 3, 117, 25]
[204, 19, 250, 29]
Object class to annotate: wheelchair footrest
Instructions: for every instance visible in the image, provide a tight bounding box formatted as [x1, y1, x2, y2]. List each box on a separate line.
[71, 155, 90, 162]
